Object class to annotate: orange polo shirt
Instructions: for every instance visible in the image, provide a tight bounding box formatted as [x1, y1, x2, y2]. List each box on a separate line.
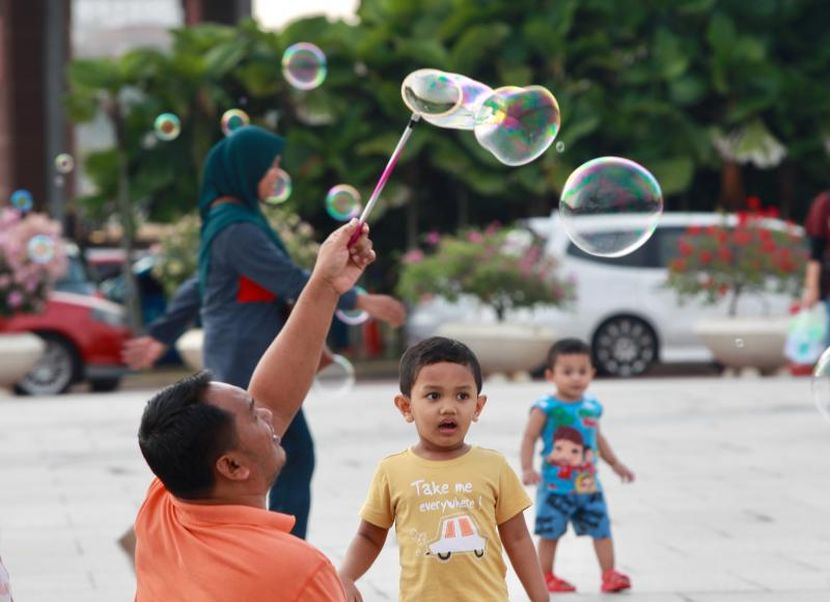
[135, 479, 345, 602]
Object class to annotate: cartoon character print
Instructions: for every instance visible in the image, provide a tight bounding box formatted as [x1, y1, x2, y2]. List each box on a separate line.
[545, 426, 597, 493]
[426, 514, 488, 562]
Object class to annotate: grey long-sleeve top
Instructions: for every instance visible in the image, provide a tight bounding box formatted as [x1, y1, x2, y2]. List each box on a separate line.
[147, 222, 358, 388]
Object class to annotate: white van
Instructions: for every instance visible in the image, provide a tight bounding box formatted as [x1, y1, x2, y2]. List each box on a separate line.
[406, 212, 804, 377]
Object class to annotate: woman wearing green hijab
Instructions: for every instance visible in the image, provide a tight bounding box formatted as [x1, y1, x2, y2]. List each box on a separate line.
[127, 126, 406, 539]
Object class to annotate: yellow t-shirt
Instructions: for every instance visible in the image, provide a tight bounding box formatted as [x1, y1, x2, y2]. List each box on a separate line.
[360, 446, 531, 602]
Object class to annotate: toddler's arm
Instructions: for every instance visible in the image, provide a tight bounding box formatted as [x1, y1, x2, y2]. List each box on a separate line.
[520, 408, 547, 485]
[338, 520, 389, 601]
[498, 512, 549, 602]
[597, 428, 635, 482]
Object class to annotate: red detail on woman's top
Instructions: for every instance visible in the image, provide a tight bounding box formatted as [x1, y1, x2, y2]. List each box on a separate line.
[236, 276, 277, 303]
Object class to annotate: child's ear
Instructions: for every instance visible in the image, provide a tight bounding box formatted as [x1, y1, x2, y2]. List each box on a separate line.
[394, 394, 414, 422]
[544, 368, 555, 383]
[472, 394, 488, 422]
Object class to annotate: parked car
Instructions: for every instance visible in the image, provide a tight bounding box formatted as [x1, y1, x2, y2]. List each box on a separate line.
[407, 212, 803, 377]
[0, 242, 132, 395]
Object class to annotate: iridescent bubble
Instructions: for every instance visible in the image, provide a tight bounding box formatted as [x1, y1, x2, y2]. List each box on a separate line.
[313, 354, 356, 398]
[27, 234, 56, 264]
[54, 153, 75, 174]
[325, 184, 362, 221]
[555, 141, 566, 153]
[154, 113, 181, 141]
[421, 73, 492, 130]
[282, 42, 327, 91]
[474, 85, 561, 166]
[335, 286, 369, 326]
[558, 157, 663, 258]
[401, 69, 463, 117]
[812, 346, 830, 422]
[221, 109, 250, 137]
[10, 189, 33, 212]
[264, 169, 292, 205]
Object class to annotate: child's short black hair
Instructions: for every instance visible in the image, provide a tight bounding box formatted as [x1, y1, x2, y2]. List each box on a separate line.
[399, 336, 482, 396]
[547, 338, 592, 369]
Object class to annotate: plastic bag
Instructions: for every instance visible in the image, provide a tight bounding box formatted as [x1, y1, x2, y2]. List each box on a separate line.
[785, 305, 827, 364]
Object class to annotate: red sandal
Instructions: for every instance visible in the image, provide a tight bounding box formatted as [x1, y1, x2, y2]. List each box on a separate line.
[544, 572, 576, 593]
[601, 569, 631, 593]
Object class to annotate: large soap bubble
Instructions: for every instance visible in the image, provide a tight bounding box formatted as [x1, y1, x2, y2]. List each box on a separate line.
[282, 42, 327, 91]
[473, 85, 561, 166]
[559, 157, 663, 258]
[421, 73, 492, 130]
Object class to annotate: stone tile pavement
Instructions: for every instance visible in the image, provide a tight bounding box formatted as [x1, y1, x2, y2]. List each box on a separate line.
[1, 374, 830, 601]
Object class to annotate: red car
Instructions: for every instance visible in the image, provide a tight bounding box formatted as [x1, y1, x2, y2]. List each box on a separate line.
[0, 291, 131, 394]
[0, 243, 132, 395]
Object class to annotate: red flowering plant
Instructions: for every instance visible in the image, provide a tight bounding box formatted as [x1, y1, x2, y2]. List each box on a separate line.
[665, 198, 807, 316]
[0, 208, 68, 317]
[396, 223, 575, 321]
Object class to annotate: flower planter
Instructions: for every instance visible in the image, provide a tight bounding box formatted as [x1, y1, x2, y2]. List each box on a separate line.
[693, 316, 789, 374]
[0, 332, 45, 390]
[175, 328, 204, 371]
[436, 322, 555, 377]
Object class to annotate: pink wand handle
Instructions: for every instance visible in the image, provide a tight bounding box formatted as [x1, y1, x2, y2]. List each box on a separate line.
[348, 113, 420, 246]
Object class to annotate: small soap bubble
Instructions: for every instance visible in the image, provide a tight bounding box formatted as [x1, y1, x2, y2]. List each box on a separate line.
[264, 169, 292, 205]
[27, 234, 56, 264]
[10, 189, 33, 212]
[54, 153, 75, 174]
[473, 85, 561, 166]
[325, 184, 362, 221]
[313, 354, 356, 398]
[555, 141, 566, 153]
[401, 69, 463, 117]
[282, 42, 327, 91]
[735, 338, 745, 349]
[154, 113, 181, 141]
[221, 109, 250, 137]
[335, 286, 369, 326]
[811, 347, 830, 422]
[558, 156, 663, 258]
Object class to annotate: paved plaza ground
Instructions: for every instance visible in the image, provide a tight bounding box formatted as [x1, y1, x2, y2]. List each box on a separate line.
[1, 372, 830, 601]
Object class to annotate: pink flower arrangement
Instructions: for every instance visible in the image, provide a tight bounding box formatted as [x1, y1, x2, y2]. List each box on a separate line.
[0, 207, 67, 318]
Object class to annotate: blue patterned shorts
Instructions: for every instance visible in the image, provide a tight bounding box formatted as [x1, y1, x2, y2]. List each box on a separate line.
[534, 489, 611, 540]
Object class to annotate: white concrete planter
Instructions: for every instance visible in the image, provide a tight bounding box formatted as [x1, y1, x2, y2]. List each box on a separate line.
[0, 332, 45, 390]
[693, 316, 789, 374]
[436, 322, 555, 377]
[175, 329, 204, 371]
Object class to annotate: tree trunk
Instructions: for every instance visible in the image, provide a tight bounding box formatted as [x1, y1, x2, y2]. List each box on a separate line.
[110, 101, 143, 333]
[719, 160, 745, 211]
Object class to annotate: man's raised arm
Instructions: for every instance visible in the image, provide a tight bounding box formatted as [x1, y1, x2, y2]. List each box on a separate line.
[248, 220, 375, 436]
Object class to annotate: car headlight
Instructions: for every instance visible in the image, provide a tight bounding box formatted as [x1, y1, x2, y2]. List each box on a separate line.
[90, 307, 125, 327]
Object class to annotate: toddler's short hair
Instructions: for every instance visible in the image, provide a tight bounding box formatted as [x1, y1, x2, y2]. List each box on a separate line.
[399, 336, 482, 396]
[547, 338, 592, 369]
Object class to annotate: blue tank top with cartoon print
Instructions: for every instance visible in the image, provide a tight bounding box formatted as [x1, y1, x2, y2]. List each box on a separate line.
[533, 394, 603, 495]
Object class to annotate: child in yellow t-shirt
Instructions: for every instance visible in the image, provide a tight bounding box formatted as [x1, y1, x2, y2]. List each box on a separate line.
[338, 337, 548, 602]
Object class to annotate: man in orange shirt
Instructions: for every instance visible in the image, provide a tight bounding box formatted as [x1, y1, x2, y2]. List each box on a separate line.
[134, 221, 375, 601]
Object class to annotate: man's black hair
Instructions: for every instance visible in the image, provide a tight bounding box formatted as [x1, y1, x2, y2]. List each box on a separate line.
[547, 338, 593, 369]
[138, 371, 236, 499]
[399, 336, 482, 396]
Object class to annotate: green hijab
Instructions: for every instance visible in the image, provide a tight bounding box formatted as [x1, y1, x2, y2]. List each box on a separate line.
[197, 126, 288, 295]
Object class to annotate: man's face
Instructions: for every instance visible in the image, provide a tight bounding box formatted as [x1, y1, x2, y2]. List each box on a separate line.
[204, 383, 284, 489]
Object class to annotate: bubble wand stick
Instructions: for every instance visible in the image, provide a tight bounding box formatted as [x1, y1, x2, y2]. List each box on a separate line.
[348, 113, 420, 245]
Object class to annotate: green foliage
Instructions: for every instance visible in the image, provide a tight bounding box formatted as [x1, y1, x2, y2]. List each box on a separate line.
[64, 1, 830, 285]
[395, 225, 574, 321]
